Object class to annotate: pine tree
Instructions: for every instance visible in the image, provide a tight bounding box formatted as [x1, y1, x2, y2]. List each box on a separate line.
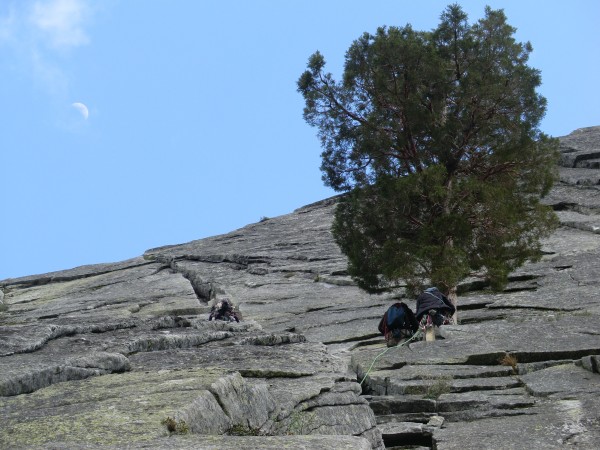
[297, 5, 558, 310]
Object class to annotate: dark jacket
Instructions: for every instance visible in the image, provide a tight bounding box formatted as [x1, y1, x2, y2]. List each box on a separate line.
[208, 299, 240, 322]
[415, 287, 455, 321]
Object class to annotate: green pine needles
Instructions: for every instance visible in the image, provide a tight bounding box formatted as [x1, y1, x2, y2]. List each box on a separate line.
[298, 4, 559, 306]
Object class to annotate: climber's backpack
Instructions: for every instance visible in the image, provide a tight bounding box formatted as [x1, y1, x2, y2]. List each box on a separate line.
[378, 302, 419, 342]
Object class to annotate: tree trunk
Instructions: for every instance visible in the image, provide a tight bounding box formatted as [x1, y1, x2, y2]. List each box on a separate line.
[442, 176, 459, 324]
[448, 285, 458, 324]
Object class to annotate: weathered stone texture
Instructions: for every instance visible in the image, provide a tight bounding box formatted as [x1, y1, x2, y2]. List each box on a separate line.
[2, 126, 600, 449]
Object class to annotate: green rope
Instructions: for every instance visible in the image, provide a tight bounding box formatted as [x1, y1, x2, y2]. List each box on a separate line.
[359, 329, 423, 386]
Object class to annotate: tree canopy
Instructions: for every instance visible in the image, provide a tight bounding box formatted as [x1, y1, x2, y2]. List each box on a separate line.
[297, 4, 558, 301]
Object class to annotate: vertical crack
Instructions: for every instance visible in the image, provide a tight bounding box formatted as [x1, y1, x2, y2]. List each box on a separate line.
[155, 256, 216, 304]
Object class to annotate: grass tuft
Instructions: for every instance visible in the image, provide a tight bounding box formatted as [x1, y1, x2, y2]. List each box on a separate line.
[161, 417, 189, 434]
[499, 353, 518, 374]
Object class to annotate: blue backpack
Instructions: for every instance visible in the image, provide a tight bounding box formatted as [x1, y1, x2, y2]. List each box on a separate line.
[378, 302, 418, 342]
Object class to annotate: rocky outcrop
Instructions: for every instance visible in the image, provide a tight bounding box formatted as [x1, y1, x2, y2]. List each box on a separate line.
[558, 126, 600, 170]
[352, 126, 600, 449]
[0, 203, 383, 449]
[1, 126, 600, 449]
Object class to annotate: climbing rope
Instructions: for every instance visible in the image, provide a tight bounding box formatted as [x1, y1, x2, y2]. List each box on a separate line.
[359, 328, 423, 386]
[359, 310, 453, 386]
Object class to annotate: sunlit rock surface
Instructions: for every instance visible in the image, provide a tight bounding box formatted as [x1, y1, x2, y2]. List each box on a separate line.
[2, 126, 600, 449]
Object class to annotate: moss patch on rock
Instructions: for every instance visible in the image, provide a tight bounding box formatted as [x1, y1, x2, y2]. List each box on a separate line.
[0, 367, 227, 447]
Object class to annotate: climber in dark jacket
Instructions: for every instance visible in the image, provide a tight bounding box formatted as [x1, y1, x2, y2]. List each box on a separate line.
[415, 287, 455, 326]
[208, 298, 240, 322]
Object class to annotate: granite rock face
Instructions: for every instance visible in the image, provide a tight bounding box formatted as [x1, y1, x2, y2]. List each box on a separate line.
[2, 126, 600, 449]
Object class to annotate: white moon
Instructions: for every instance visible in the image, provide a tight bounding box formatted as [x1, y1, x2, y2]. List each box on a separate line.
[71, 102, 89, 120]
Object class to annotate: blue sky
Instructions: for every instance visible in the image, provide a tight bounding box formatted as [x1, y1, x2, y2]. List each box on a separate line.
[2, 0, 599, 280]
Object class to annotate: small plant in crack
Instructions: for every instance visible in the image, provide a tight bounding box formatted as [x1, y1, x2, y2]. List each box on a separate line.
[423, 376, 452, 400]
[499, 353, 519, 374]
[161, 416, 189, 434]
